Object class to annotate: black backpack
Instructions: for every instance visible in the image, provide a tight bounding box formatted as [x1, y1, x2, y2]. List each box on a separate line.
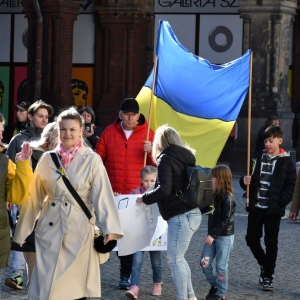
[176, 165, 213, 208]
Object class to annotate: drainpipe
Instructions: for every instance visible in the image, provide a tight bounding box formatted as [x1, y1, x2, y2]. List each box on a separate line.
[32, 0, 43, 101]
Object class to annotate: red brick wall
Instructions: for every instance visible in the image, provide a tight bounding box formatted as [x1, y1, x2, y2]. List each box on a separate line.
[94, 12, 154, 128]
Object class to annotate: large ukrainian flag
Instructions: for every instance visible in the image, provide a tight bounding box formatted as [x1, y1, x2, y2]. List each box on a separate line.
[137, 20, 251, 168]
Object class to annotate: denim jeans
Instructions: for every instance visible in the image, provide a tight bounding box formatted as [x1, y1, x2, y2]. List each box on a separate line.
[167, 208, 202, 300]
[0, 267, 3, 285]
[131, 251, 162, 286]
[200, 235, 234, 298]
[11, 205, 26, 275]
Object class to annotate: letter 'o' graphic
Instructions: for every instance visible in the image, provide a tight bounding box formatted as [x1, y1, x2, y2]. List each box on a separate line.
[208, 26, 233, 53]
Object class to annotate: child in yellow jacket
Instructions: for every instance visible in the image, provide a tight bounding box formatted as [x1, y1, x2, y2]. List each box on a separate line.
[0, 112, 33, 284]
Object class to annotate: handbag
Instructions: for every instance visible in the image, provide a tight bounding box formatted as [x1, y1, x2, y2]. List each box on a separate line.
[11, 221, 37, 252]
[49, 152, 116, 263]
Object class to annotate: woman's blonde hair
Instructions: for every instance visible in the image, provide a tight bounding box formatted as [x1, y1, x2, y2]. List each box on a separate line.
[152, 125, 195, 163]
[29, 122, 58, 151]
[211, 165, 234, 195]
[57, 107, 83, 127]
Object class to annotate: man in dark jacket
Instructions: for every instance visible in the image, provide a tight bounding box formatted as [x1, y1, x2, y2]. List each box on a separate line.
[241, 125, 296, 292]
[12, 101, 32, 136]
[4, 100, 53, 290]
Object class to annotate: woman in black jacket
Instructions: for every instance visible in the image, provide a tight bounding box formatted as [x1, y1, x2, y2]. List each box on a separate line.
[200, 165, 235, 300]
[79, 106, 103, 149]
[136, 125, 201, 300]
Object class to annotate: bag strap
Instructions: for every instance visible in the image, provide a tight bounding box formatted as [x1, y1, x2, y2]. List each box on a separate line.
[49, 152, 92, 220]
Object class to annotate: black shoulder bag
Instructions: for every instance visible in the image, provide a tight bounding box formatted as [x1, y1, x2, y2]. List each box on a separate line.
[49, 152, 116, 253]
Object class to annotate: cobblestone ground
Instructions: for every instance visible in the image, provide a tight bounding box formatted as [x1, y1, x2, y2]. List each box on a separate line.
[1, 175, 300, 299]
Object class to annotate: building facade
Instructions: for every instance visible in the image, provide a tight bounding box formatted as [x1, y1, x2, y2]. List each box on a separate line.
[0, 0, 299, 170]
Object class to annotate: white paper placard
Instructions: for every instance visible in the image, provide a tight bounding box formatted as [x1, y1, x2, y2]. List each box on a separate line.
[114, 195, 168, 256]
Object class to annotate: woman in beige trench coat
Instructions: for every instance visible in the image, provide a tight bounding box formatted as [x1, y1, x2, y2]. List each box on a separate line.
[14, 107, 123, 300]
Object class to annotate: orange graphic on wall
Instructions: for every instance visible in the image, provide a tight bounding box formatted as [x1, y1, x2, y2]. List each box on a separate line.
[72, 67, 94, 109]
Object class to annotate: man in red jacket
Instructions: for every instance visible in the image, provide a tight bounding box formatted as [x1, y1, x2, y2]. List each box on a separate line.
[95, 98, 155, 289]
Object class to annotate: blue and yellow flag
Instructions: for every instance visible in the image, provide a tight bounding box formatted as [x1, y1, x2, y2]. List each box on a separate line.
[136, 20, 250, 167]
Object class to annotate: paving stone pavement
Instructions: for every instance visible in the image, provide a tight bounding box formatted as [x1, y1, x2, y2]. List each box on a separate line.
[1, 175, 300, 299]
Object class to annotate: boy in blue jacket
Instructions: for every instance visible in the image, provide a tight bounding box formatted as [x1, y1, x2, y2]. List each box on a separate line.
[241, 125, 296, 291]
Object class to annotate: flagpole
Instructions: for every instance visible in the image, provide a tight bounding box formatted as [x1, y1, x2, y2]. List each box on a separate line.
[144, 56, 158, 167]
[246, 51, 253, 207]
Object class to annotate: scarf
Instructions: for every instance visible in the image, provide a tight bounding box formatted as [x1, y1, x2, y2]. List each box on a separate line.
[58, 139, 82, 169]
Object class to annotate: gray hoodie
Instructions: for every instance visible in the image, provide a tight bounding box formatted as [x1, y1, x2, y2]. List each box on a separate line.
[6, 125, 43, 162]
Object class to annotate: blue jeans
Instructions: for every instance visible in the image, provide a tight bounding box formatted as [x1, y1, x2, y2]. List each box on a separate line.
[200, 235, 234, 298]
[131, 251, 162, 286]
[167, 208, 202, 300]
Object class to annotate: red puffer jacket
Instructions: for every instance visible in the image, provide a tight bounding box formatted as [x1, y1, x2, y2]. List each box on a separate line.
[95, 114, 155, 194]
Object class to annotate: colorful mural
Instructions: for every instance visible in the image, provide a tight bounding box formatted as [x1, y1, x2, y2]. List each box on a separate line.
[72, 67, 94, 109]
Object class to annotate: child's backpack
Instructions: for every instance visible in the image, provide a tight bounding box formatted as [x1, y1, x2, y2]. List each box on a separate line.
[176, 165, 213, 208]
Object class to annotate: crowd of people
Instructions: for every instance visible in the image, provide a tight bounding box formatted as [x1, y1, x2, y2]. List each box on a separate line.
[0, 98, 300, 300]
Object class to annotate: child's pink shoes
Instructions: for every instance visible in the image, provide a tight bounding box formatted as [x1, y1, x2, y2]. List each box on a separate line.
[125, 285, 139, 299]
[152, 282, 163, 296]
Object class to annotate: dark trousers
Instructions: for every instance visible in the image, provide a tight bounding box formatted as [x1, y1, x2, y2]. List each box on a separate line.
[245, 207, 281, 279]
[117, 252, 133, 278]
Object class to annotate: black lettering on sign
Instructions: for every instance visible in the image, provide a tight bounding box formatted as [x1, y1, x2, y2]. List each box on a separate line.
[157, 0, 171, 7]
[220, 0, 238, 7]
[10, 0, 18, 7]
[193, 0, 200, 7]
[170, 0, 181, 7]
[0, 0, 8, 6]
[0, 0, 20, 7]
[203, 0, 215, 7]
[230, 0, 238, 7]
[220, 0, 230, 7]
[157, 0, 217, 7]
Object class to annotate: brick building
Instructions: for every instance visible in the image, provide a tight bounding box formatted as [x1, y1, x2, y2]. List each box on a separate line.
[0, 0, 299, 170]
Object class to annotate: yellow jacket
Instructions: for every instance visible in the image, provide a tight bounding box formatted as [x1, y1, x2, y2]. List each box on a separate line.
[6, 160, 33, 205]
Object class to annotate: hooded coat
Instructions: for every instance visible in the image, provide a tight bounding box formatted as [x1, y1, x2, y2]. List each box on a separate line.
[240, 148, 296, 217]
[14, 145, 123, 299]
[142, 144, 196, 220]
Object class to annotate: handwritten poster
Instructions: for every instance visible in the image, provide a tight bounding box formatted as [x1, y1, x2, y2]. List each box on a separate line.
[115, 195, 168, 256]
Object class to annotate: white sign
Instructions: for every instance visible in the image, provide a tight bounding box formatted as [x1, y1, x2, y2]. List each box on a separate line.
[73, 14, 95, 64]
[155, 0, 239, 13]
[155, 15, 196, 54]
[115, 195, 168, 256]
[0, 0, 22, 13]
[14, 14, 27, 63]
[0, 14, 11, 62]
[199, 14, 243, 64]
[0, 0, 95, 13]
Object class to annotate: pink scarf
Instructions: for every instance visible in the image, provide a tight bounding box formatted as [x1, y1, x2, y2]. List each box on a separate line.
[58, 139, 82, 169]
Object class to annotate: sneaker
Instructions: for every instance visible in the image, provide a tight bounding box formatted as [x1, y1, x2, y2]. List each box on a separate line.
[263, 278, 273, 291]
[125, 285, 139, 299]
[152, 282, 163, 296]
[259, 266, 264, 285]
[4, 271, 23, 290]
[208, 286, 218, 296]
[119, 276, 131, 290]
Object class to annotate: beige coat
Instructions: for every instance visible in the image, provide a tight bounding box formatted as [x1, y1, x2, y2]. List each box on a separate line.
[14, 146, 123, 300]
